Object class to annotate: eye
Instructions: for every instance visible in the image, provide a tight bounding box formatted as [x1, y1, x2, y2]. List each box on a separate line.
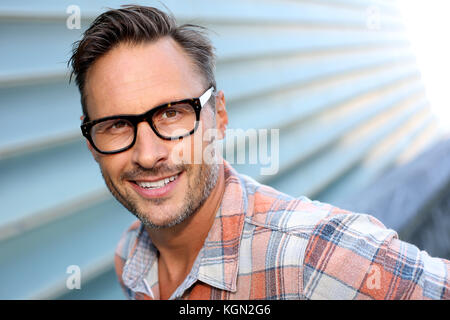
[97, 119, 132, 134]
[161, 109, 179, 119]
[153, 104, 194, 125]
[111, 119, 130, 129]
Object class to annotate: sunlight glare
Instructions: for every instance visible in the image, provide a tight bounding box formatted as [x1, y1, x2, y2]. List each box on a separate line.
[396, 0, 450, 134]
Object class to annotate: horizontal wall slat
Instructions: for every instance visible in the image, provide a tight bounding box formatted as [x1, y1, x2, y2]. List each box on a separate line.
[0, 23, 409, 83]
[0, 189, 110, 242]
[231, 79, 425, 181]
[0, 0, 403, 27]
[270, 99, 430, 197]
[0, 141, 103, 228]
[1, 47, 414, 157]
[0, 198, 135, 299]
[317, 116, 438, 204]
[227, 61, 418, 130]
[0, 82, 81, 153]
[57, 266, 124, 300]
[32, 254, 116, 300]
[218, 47, 414, 102]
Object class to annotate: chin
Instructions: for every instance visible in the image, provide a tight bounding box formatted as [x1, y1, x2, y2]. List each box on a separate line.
[135, 202, 191, 230]
[139, 214, 189, 230]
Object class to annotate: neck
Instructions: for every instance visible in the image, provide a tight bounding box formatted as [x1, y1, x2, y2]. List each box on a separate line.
[145, 163, 225, 273]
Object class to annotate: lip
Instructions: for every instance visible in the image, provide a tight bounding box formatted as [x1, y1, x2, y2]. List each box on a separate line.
[129, 171, 182, 199]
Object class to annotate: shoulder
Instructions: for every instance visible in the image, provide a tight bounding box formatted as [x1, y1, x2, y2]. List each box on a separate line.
[302, 207, 399, 268]
[240, 172, 396, 240]
[240, 173, 338, 237]
[238, 175, 399, 298]
[301, 206, 401, 299]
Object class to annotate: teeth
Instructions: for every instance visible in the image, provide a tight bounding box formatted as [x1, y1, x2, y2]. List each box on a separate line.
[137, 174, 178, 189]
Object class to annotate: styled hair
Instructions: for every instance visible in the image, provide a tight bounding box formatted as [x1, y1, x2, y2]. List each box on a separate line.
[68, 5, 216, 119]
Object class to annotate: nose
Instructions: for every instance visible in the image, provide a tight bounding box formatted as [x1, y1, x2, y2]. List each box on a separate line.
[131, 121, 170, 168]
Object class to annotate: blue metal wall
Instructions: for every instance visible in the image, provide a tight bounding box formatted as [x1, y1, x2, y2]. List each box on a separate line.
[0, 0, 440, 299]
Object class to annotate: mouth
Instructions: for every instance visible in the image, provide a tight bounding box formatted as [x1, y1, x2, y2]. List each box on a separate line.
[129, 172, 182, 199]
[134, 174, 179, 189]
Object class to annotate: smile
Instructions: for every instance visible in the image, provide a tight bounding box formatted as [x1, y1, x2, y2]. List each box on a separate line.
[135, 174, 179, 189]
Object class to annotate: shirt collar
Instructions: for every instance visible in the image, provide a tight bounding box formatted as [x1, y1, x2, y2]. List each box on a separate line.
[122, 161, 249, 295]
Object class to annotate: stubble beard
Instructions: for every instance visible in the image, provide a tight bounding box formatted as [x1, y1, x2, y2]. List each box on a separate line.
[101, 160, 219, 230]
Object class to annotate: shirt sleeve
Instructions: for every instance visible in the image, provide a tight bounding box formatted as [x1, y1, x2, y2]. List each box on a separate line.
[302, 210, 450, 300]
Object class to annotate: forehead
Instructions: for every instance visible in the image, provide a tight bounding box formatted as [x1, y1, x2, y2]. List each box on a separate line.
[84, 37, 205, 119]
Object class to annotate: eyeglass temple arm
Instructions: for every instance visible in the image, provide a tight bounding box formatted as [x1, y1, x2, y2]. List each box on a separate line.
[199, 87, 214, 106]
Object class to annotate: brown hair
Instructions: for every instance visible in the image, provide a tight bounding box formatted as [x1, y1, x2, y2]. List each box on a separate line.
[68, 5, 216, 119]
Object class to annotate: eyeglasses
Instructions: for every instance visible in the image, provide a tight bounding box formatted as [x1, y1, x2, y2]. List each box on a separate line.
[81, 87, 214, 154]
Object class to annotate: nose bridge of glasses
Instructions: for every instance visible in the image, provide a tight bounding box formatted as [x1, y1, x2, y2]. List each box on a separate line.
[131, 119, 171, 167]
[135, 116, 157, 138]
[128, 108, 157, 133]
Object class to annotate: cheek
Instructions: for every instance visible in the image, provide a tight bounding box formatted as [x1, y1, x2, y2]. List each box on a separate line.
[97, 153, 130, 180]
[169, 133, 205, 165]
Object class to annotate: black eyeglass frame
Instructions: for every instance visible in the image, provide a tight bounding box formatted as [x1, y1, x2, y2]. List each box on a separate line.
[80, 87, 214, 155]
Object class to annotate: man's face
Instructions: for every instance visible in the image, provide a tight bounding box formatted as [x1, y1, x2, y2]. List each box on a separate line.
[84, 38, 226, 229]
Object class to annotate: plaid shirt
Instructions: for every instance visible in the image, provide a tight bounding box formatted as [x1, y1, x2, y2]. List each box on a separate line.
[115, 162, 450, 300]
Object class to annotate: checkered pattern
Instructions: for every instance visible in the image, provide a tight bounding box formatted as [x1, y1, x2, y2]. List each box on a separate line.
[114, 162, 449, 300]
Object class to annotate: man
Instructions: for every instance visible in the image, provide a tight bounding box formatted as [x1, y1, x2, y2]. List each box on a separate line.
[69, 5, 449, 300]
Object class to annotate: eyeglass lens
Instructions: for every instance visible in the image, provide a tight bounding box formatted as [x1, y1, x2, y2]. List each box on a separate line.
[90, 102, 197, 152]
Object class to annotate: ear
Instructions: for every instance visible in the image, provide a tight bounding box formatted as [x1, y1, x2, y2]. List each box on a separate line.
[214, 90, 228, 140]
